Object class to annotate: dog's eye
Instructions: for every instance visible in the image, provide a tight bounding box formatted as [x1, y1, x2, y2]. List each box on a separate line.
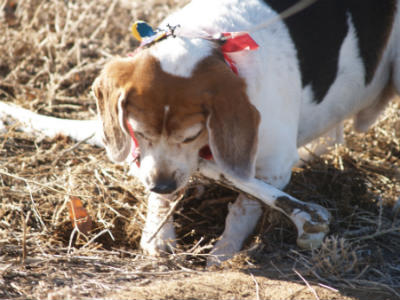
[135, 132, 148, 141]
[182, 129, 203, 144]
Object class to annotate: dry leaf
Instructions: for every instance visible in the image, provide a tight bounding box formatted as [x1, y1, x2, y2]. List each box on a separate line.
[4, 0, 18, 26]
[68, 196, 92, 235]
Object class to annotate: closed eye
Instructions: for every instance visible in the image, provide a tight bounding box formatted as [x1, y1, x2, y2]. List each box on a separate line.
[135, 131, 152, 142]
[182, 129, 203, 144]
[134, 131, 145, 139]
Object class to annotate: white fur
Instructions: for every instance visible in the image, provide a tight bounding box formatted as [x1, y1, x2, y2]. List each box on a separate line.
[0, 102, 102, 145]
[198, 160, 331, 255]
[142, 0, 400, 263]
[208, 194, 262, 266]
[1, 0, 399, 265]
[140, 193, 176, 255]
[297, 14, 365, 145]
[180, 123, 202, 141]
[150, 37, 213, 78]
[127, 117, 200, 193]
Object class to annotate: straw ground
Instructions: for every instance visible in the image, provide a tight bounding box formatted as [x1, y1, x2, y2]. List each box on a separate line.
[0, 0, 399, 299]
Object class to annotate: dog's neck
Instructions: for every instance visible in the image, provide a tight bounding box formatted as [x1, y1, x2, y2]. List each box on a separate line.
[148, 36, 215, 78]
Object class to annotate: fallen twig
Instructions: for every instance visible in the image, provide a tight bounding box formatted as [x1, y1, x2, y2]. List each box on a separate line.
[146, 193, 184, 243]
[293, 268, 320, 300]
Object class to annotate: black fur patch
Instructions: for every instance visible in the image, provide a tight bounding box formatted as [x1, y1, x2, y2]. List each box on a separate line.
[264, 0, 397, 103]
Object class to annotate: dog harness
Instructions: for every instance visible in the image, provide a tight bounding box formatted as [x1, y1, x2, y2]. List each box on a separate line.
[127, 21, 259, 166]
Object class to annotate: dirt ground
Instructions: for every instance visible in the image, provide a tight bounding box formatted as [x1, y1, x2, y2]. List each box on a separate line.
[0, 0, 399, 299]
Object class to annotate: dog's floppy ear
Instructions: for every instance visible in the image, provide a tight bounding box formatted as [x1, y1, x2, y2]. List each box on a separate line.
[205, 67, 260, 180]
[93, 74, 132, 163]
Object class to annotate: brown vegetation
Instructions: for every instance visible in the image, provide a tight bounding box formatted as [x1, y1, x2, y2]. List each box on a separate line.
[0, 0, 399, 299]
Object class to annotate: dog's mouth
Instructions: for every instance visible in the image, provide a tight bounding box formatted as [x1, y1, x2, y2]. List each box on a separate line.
[128, 142, 212, 195]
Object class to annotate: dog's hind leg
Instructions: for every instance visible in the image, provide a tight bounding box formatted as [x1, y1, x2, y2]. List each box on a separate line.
[394, 19, 400, 97]
[353, 82, 396, 133]
[354, 30, 400, 133]
[296, 123, 344, 167]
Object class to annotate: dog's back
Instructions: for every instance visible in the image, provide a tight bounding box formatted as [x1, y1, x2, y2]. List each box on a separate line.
[276, 0, 400, 145]
[158, 0, 399, 151]
[159, 0, 399, 187]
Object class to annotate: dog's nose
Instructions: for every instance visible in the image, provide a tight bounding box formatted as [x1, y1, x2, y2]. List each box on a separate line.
[149, 179, 177, 194]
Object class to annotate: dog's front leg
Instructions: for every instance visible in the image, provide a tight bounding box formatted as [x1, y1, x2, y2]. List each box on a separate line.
[208, 194, 262, 266]
[140, 192, 177, 256]
[198, 160, 331, 251]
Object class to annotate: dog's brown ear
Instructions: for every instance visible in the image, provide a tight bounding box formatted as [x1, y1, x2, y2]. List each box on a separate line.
[93, 74, 132, 163]
[206, 69, 260, 180]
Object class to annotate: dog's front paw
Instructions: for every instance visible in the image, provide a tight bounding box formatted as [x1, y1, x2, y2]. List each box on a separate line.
[207, 239, 240, 266]
[275, 196, 331, 249]
[295, 202, 331, 249]
[140, 222, 176, 256]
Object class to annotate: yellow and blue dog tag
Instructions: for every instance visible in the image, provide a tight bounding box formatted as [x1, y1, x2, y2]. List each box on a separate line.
[131, 21, 168, 48]
[131, 21, 156, 42]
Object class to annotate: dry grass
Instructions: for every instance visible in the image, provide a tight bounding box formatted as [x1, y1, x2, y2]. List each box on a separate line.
[0, 0, 399, 299]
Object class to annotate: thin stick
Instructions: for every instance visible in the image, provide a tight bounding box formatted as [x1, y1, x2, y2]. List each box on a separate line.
[0, 169, 66, 194]
[186, 237, 204, 254]
[250, 273, 261, 300]
[247, 0, 318, 33]
[377, 196, 383, 232]
[90, 0, 119, 40]
[68, 227, 78, 255]
[51, 132, 96, 166]
[21, 211, 31, 264]
[353, 226, 400, 242]
[293, 268, 320, 300]
[81, 229, 115, 250]
[27, 183, 48, 232]
[318, 283, 339, 293]
[146, 193, 184, 243]
[0, 169, 90, 198]
[270, 260, 289, 279]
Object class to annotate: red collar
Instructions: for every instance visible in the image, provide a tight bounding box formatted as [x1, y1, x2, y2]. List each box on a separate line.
[125, 121, 141, 166]
[220, 32, 259, 75]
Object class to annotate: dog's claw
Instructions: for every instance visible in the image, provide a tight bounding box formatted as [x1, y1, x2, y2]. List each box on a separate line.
[140, 219, 177, 256]
[207, 240, 238, 266]
[140, 240, 174, 256]
[291, 202, 331, 249]
[140, 234, 176, 256]
[297, 232, 326, 249]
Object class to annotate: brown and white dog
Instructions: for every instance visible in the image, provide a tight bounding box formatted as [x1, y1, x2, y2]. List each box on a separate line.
[1, 0, 399, 264]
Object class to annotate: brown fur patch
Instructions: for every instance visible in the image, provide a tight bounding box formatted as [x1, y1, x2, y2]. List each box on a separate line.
[95, 48, 260, 178]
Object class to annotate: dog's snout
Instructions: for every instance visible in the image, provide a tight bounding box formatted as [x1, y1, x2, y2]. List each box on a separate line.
[149, 178, 177, 194]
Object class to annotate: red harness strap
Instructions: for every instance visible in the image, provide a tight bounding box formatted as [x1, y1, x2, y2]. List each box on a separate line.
[220, 32, 259, 75]
[125, 120, 141, 166]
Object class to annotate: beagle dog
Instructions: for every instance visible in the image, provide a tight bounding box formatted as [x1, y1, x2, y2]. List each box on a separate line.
[91, 0, 400, 263]
[2, 0, 399, 265]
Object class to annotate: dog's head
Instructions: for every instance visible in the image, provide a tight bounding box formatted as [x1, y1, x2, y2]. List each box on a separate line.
[93, 48, 260, 194]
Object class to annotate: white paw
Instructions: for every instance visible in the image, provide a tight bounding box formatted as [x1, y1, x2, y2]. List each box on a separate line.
[140, 222, 176, 256]
[207, 239, 240, 266]
[297, 232, 326, 250]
